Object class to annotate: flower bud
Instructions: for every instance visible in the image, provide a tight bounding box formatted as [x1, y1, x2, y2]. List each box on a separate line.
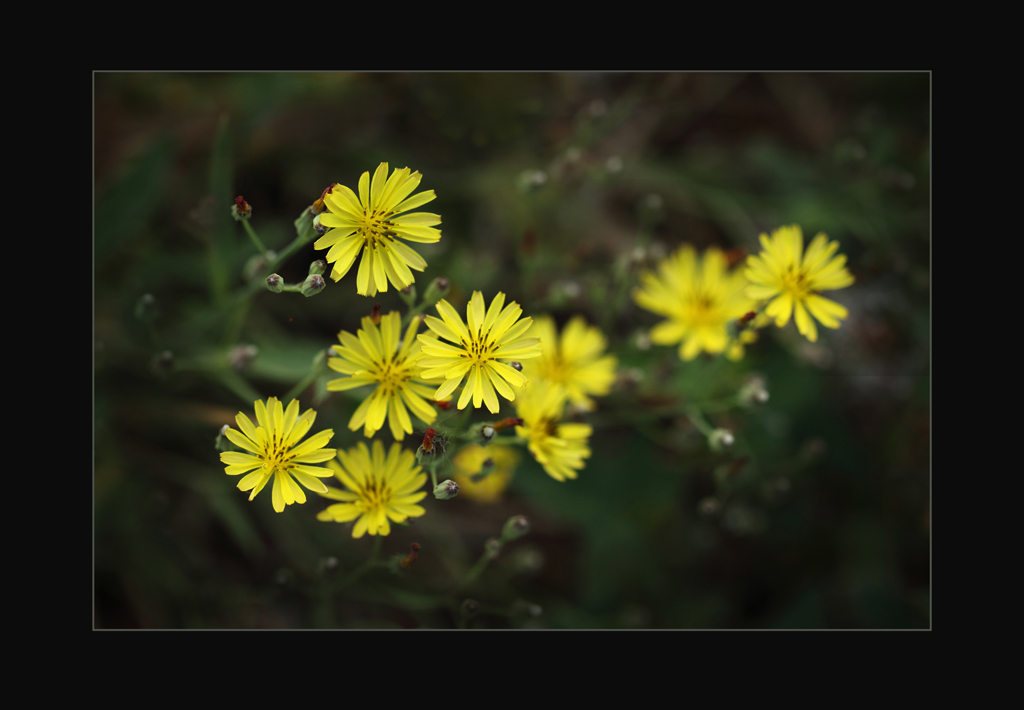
[370, 303, 381, 325]
[738, 375, 769, 407]
[501, 515, 530, 543]
[433, 479, 459, 500]
[309, 259, 327, 276]
[481, 425, 495, 441]
[266, 274, 284, 293]
[399, 283, 417, 307]
[229, 344, 258, 371]
[134, 293, 158, 322]
[301, 274, 326, 298]
[214, 424, 231, 451]
[708, 428, 735, 452]
[150, 350, 174, 379]
[422, 277, 450, 305]
[312, 214, 329, 236]
[484, 537, 503, 559]
[244, 250, 277, 280]
[231, 195, 251, 221]
[460, 599, 480, 618]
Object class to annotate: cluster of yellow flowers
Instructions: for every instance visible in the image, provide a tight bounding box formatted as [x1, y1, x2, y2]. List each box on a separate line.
[632, 225, 854, 358]
[219, 163, 854, 537]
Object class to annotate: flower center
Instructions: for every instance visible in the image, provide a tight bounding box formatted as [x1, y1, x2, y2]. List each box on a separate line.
[685, 291, 720, 327]
[261, 431, 294, 475]
[780, 266, 811, 299]
[359, 208, 398, 246]
[538, 355, 569, 385]
[356, 477, 393, 513]
[461, 335, 497, 365]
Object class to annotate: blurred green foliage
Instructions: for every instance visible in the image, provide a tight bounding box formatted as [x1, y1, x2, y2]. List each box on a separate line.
[95, 72, 929, 628]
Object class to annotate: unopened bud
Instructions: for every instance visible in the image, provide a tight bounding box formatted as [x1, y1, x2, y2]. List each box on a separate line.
[309, 259, 327, 276]
[484, 537, 502, 559]
[231, 195, 251, 220]
[698, 497, 720, 516]
[312, 214, 329, 236]
[266, 274, 284, 293]
[399, 283, 417, 307]
[229, 344, 258, 370]
[215, 424, 231, 451]
[481, 425, 495, 442]
[134, 293, 158, 322]
[244, 250, 277, 280]
[150, 350, 174, 379]
[738, 375, 769, 407]
[461, 599, 480, 618]
[501, 515, 530, 543]
[433, 479, 459, 500]
[370, 303, 381, 324]
[423, 277, 450, 305]
[708, 428, 734, 452]
[509, 361, 523, 372]
[301, 274, 326, 298]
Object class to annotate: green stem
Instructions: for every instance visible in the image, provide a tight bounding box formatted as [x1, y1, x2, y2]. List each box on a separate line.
[283, 369, 318, 403]
[241, 219, 268, 258]
[464, 550, 493, 585]
[686, 406, 715, 437]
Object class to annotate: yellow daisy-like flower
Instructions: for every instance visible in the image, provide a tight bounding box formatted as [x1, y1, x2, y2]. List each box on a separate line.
[452, 444, 521, 504]
[316, 441, 427, 538]
[327, 311, 442, 441]
[315, 162, 441, 297]
[744, 225, 855, 343]
[417, 291, 541, 413]
[514, 381, 592, 482]
[525, 315, 617, 411]
[219, 397, 336, 513]
[633, 245, 755, 361]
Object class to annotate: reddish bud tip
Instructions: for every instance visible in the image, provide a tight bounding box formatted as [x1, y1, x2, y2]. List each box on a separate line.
[401, 542, 421, 568]
[234, 195, 250, 215]
[422, 428, 437, 452]
[435, 400, 452, 411]
[370, 303, 381, 324]
[492, 417, 524, 433]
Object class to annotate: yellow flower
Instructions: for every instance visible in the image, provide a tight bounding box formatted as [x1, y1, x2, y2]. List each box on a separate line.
[316, 441, 427, 538]
[315, 162, 441, 297]
[744, 225, 854, 342]
[514, 381, 592, 482]
[219, 397, 336, 513]
[525, 315, 617, 411]
[327, 311, 442, 440]
[452, 444, 520, 504]
[633, 245, 755, 361]
[417, 291, 541, 413]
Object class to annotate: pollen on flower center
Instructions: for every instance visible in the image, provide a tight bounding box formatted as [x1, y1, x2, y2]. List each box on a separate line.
[781, 267, 811, 297]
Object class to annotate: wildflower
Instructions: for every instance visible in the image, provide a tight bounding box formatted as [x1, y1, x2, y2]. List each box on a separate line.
[314, 162, 441, 297]
[327, 311, 443, 441]
[633, 245, 756, 361]
[453, 444, 520, 504]
[524, 315, 617, 411]
[219, 397, 336, 513]
[744, 225, 855, 342]
[317, 441, 427, 537]
[417, 291, 541, 412]
[514, 381, 592, 482]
